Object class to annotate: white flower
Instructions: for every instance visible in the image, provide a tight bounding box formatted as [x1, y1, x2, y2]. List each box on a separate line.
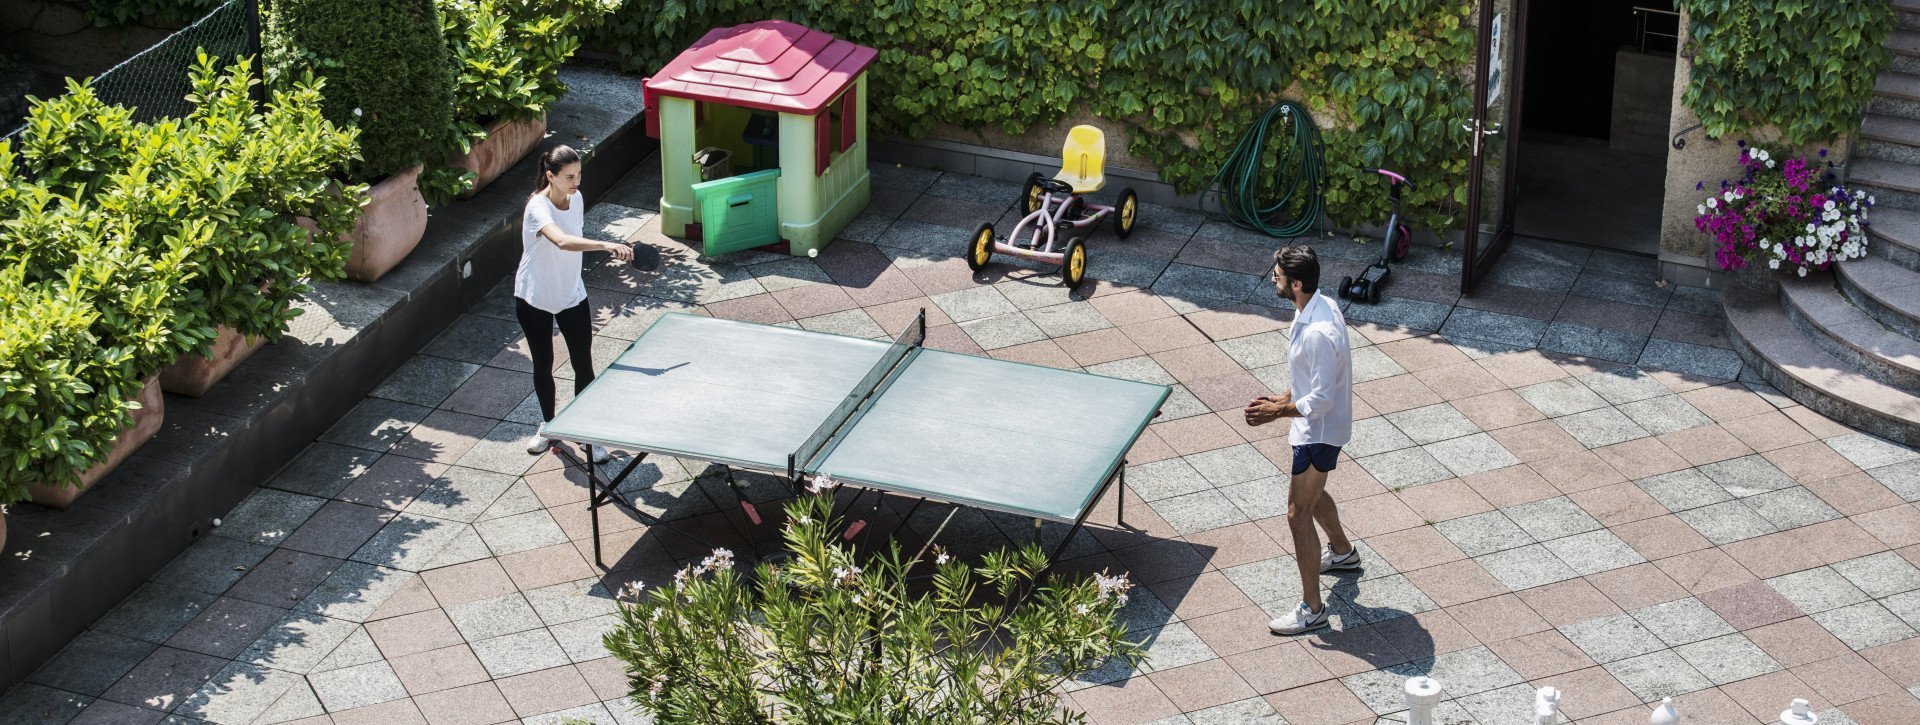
[1798, 267, 1809, 277]
[673, 566, 692, 585]
[1825, 200, 1838, 211]
[1722, 191, 1735, 202]
[700, 548, 735, 573]
[1093, 571, 1133, 605]
[352, 107, 362, 118]
[1767, 159, 1776, 168]
[1769, 258, 1781, 269]
[1807, 223, 1818, 233]
[619, 580, 646, 601]
[1075, 603, 1091, 615]
[935, 552, 951, 565]
[1697, 204, 1707, 216]
[1707, 198, 1718, 209]
[806, 475, 838, 495]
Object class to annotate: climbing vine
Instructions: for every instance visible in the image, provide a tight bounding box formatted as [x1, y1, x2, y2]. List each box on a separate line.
[1678, 0, 1892, 146]
[592, 0, 1475, 232]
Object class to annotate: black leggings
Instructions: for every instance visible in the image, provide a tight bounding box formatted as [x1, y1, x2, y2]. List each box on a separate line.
[515, 297, 595, 421]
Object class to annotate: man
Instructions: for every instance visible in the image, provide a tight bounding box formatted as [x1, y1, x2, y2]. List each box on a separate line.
[1246, 245, 1357, 636]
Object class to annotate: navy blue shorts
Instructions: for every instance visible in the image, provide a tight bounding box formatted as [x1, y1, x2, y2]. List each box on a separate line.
[1291, 444, 1340, 475]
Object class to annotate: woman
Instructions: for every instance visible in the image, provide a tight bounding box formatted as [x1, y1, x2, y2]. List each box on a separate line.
[518, 144, 632, 461]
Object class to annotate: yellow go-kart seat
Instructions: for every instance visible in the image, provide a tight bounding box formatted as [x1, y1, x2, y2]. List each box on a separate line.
[1054, 124, 1106, 194]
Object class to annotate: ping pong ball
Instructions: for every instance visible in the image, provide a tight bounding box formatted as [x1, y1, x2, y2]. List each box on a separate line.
[807, 248, 819, 258]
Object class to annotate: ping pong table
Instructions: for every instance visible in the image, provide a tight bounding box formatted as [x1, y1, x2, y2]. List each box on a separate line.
[539, 310, 1170, 568]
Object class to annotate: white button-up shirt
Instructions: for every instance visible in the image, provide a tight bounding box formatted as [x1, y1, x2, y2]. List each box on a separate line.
[1288, 291, 1353, 447]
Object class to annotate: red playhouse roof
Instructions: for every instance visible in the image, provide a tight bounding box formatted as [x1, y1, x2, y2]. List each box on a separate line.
[644, 20, 877, 116]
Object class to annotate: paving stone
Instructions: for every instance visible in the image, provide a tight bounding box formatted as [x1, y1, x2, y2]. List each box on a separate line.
[1744, 486, 1844, 530]
[1631, 597, 1736, 646]
[472, 629, 572, 678]
[1026, 301, 1113, 338]
[1515, 379, 1609, 418]
[1560, 612, 1669, 664]
[212, 490, 328, 548]
[959, 312, 1048, 349]
[1577, 368, 1672, 405]
[1700, 454, 1798, 497]
[314, 626, 383, 672]
[295, 560, 416, 623]
[1356, 447, 1455, 490]
[1834, 551, 1920, 599]
[550, 614, 620, 663]
[251, 677, 324, 724]
[1158, 385, 1213, 420]
[447, 593, 545, 642]
[1215, 331, 1289, 368]
[1219, 477, 1286, 521]
[1674, 632, 1782, 685]
[1387, 403, 1481, 445]
[1543, 530, 1646, 576]
[929, 285, 1018, 322]
[1828, 434, 1920, 470]
[224, 549, 342, 609]
[1618, 395, 1714, 436]
[270, 443, 388, 497]
[93, 583, 215, 646]
[1455, 683, 1541, 725]
[1154, 489, 1251, 535]
[99, 646, 226, 712]
[1477, 543, 1581, 591]
[474, 509, 569, 556]
[1424, 433, 1521, 478]
[1086, 356, 1179, 385]
[1503, 497, 1604, 541]
[370, 356, 480, 408]
[151, 536, 274, 596]
[1555, 408, 1652, 449]
[1352, 346, 1409, 383]
[163, 596, 285, 659]
[1440, 308, 1548, 349]
[1346, 417, 1417, 458]
[1332, 573, 1438, 625]
[281, 501, 396, 561]
[1868, 461, 1920, 502]
[29, 631, 159, 696]
[1539, 322, 1649, 364]
[1636, 469, 1732, 512]
[1184, 444, 1282, 487]
[1127, 459, 1215, 501]
[1220, 557, 1304, 608]
[1436, 511, 1533, 557]
[1676, 500, 1779, 545]
[237, 611, 358, 674]
[1602, 649, 1715, 701]
[172, 660, 304, 723]
[307, 660, 407, 712]
[1183, 697, 1287, 725]
[1638, 337, 1742, 379]
[1813, 601, 1920, 650]
[1768, 567, 1874, 615]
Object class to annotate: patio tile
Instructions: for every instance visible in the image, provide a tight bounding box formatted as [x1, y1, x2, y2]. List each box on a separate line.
[372, 356, 480, 409]
[1632, 597, 1736, 646]
[1639, 338, 1742, 379]
[1728, 410, 1820, 453]
[1488, 629, 1596, 679]
[1184, 371, 1273, 412]
[1838, 691, 1920, 723]
[1854, 504, 1920, 548]
[388, 409, 499, 465]
[1150, 415, 1245, 456]
[1404, 558, 1509, 607]
[1749, 617, 1855, 669]
[1345, 417, 1417, 459]
[1070, 676, 1183, 725]
[1698, 580, 1802, 630]
[1411, 360, 1508, 402]
[1531, 665, 1643, 720]
[225, 549, 343, 609]
[1353, 375, 1444, 415]
[1091, 290, 1180, 326]
[177, 660, 308, 724]
[308, 661, 408, 712]
[499, 543, 595, 591]
[1655, 547, 1759, 595]
[1720, 670, 1819, 723]
[99, 646, 228, 712]
[1767, 567, 1871, 616]
[1447, 593, 1550, 643]
[1544, 529, 1646, 577]
[1121, 316, 1212, 355]
[1477, 543, 1580, 591]
[1637, 468, 1732, 513]
[1658, 425, 1755, 466]
[1618, 395, 1713, 436]
[1356, 447, 1455, 490]
[1386, 403, 1480, 445]
[1185, 444, 1282, 486]
[1147, 659, 1259, 714]
[1214, 330, 1289, 369]
[1461, 464, 1560, 509]
[1570, 482, 1668, 528]
[161, 597, 283, 660]
[472, 629, 571, 679]
[1604, 649, 1715, 701]
[1794, 652, 1901, 706]
[1515, 379, 1609, 418]
[1435, 511, 1532, 558]
[1813, 601, 1919, 650]
[236, 610, 357, 674]
[1584, 562, 1687, 613]
[1810, 472, 1910, 516]
[1610, 514, 1712, 562]
[1441, 308, 1547, 349]
[1592, 437, 1691, 482]
[29, 631, 159, 697]
[1676, 500, 1778, 545]
[495, 664, 598, 719]
[1395, 479, 1494, 524]
[1503, 496, 1603, 540]
[1560, 612, 1669, 664]
[1701, 454, 1799, 498]
[1828, 433, 1920, 470]
[1555, 408, 1651, 449]
[1154, 489, 1251, 535]
[1352, 346, 1409, 383]
[1488, 420, 1586, 464]
[1517, 578, 1623, 628]
[1539, 323, 1649, 364]
[411, 681, 514, 725]
[1151, 343, 1245, 383]
[1869, 461, 1920, 502]
[388, 643, 490, 697]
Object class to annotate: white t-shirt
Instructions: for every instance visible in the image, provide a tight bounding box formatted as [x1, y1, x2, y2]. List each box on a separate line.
[1287, 291, 1354, 447]
[515, 191, 588, 314]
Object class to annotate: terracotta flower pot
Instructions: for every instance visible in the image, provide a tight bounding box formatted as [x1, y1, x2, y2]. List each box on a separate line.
[159, 324, 266, 396]
[343, 165, 429, 283]
[27, 375, 166, 510]
[454, 114, 547, 199]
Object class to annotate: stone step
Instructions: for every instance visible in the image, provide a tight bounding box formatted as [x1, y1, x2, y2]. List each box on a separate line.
[1837, 254, 1920, 339]
[1780, 273, 1920, 393]
[1725, 287, 1920, 446]
[1900, 0, 1920, 30]
[1868, 206, 1920, 271]
[1879, 71, 1920, 104]
[1848, 158, 1920, 212]
[1894, 29, 1920, 58]
[1871, 93, 1920, 123]
[1861, 115, 1920, 165]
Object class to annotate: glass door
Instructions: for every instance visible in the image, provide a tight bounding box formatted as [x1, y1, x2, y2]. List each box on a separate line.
[1460, 0, 1528, 295]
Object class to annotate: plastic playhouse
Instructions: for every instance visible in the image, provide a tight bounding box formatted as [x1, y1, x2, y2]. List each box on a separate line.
[644, 20, 876, 258]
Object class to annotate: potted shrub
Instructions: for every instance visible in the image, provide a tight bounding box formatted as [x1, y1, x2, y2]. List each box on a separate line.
[265, 0, 462, 282]
[1695, 143, 1875, 292]
[144, 55, 362, 395]
[602, 486, 1142, 723]
[437, 0, 617, 198]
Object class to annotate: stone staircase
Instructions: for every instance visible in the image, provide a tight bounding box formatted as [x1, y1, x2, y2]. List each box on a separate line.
[1724, 4, 1920, 445]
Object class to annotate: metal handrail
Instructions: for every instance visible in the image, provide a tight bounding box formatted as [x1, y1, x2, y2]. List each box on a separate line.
[1634, 6, 1681, 54]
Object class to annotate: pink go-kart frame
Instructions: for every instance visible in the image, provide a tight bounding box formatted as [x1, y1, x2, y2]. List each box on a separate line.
[967, 173, 1138, 287]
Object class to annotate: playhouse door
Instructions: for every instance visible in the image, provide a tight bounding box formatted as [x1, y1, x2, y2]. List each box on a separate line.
[694, 168, 782, 256]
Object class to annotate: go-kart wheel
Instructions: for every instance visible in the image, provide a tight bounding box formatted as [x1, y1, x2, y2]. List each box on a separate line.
[1115, 188, 1139, 239]
[1351, 279, 1370, 302]
[1392, 224, 1412, 262]
[1337, 276, 1353, 300]
[1367, 280, 1382, 304]
[967, 223, 995, 272]
[1021, 173, 1045, 215]
[1063, 237, 1088, 287]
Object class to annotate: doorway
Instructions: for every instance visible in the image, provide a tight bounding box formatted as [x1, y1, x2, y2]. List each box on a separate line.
[1461, 0, 1679, 293]
[1515, 1, 1675, 256]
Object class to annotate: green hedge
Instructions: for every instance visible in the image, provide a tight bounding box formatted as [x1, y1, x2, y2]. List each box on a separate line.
[1678, 0, 1892, 146]
[593, 0, 1475, 232]
[0, 55, 361, 502]
[264, 0, 460, 184]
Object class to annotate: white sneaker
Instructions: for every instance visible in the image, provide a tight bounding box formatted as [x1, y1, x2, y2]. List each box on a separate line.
[1269, 601, 1331, 635]
[526, 433, 556, 455]
[590, 446, 611, 464]
[1320, 545, 1361, 572]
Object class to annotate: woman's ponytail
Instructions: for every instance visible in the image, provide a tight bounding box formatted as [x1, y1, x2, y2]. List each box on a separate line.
[533, 144, 583, 193]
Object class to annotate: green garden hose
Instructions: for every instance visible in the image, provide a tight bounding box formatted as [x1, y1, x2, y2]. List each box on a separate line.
[1205, 100, 1326, 239]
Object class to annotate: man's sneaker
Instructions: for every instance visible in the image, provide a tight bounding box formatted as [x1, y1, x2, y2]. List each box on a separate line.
[1320, 545, 1361, 572]
[1269, 601, 1331, 635]
[526, 432, 556, 455]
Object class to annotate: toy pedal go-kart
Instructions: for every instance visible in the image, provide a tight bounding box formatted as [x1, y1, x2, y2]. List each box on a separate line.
[1338, 168, 1415, 305]
[968, 125, 1139, 286]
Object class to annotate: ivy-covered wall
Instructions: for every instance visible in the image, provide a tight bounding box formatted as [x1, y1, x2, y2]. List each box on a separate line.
[594, 0, 1479, 234]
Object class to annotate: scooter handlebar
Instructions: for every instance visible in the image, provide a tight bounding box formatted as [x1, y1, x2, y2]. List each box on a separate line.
[1361, 168, 1415, 190]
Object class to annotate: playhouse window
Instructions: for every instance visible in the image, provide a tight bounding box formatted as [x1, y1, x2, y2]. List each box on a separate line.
[814, 87, 857, 175]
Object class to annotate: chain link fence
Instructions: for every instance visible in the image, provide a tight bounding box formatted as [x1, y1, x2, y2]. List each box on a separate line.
[2, 0, 260, 144]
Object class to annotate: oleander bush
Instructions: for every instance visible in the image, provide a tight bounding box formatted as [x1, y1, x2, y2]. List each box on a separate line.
[603, 489, 1141, 724]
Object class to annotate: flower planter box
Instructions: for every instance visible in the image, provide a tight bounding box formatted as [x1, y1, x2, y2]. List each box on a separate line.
[454, 114, 547, 199]
[159, 324, 266, 397]
[343, 164, 429, 283]
[27, 375, 165, 510]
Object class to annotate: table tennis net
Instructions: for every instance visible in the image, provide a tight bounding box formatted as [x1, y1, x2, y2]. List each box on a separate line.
[788, 308, 927, 478]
